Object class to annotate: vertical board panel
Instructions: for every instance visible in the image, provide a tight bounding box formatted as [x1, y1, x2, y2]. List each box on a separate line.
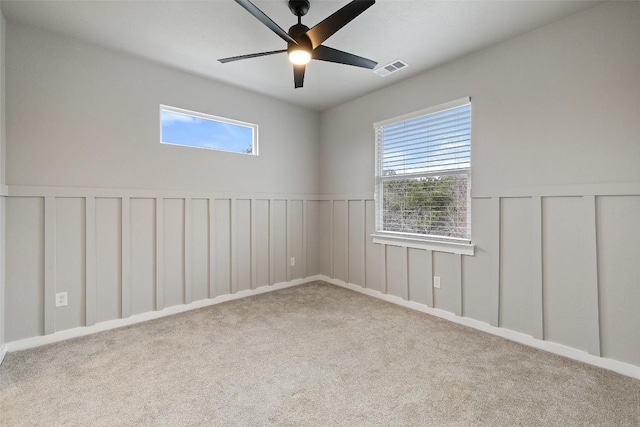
[332, 201, 346, 281]
[306, 201, 321, 276]
[55, 198, 85, 332]
[385, 245, 408, 299]
[250, 200, 258, 289]
[155, 198, 164, 310]
[191, 199, 209, 302]
[130, 199, 155, 315]
[121, 198, 131, 318]
[290, 200, 304, 280]
[462, 198, 495, 324]
[408, 248, 430, 306]
[5, 197, 44, 341]
[364, 200, 384, 293]
[302, 201, 308, 279]
[500, 197, 533, 336]
[582, 195, 601, 356]
[96, 198, 121, 323]
[319, 201, 332, 277]
[235, 199, 252, 292]
[286, 200, 292, 283]
[433, 252, 459, 314]
[163, 199, 184, 308]
[348, 200, 364, 286]
[542, 197, 589, 352]
[184, 199, 192, 304]
[531, 196, 544, 340]
[597, 195, 640, 366]
[214, 199, 231, 296]
[230, 199, 238, 293]
[254, 200, 270, 287]
[85, 197, 96, 327]
[44, 197, 55, 335]
[272, 200, 287, 284]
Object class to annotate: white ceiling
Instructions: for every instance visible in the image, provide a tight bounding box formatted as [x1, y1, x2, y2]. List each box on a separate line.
[1, 0, 602, 111]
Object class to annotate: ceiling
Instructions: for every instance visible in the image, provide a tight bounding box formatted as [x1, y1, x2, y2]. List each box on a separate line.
[1, 0, 602, 111]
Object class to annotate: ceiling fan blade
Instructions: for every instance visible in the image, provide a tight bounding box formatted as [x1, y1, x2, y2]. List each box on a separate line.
[218, 49, 287, 63]
[294, 64, 306, 88]
[312, 45, 377, 69]
[235, 0, 297, 45]
[306, 0, 375, 49]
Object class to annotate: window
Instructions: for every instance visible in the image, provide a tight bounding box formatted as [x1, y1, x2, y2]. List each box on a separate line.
[373, 97, 473, 255]
[160, 105, 258, 155]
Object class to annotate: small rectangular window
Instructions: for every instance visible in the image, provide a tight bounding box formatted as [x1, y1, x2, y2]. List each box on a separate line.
[374, 98, 471, 242]
[160, 105, 258, 155]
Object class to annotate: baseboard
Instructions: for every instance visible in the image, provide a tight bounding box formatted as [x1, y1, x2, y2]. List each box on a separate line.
[6, 274, 639, 381]
[0, 343, 6, 365]
[321, 276, 640, 381]
[5, 275, 322, 354]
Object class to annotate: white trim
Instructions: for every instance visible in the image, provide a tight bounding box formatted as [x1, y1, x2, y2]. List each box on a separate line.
[4, 275, 640, 381]
[373, 97, 471, 128]
[159, 104, 258, 156]
[5, 276, 321, 353]
[6, 186, 340, 200]
[472, 181, 640, 198]
[6, 182, 640, 201]
[372, 232, 474, 256]
[320, 276, 640, 381]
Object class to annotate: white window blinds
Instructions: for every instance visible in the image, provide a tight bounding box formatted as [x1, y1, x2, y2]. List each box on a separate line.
[375, 98, 471, 240]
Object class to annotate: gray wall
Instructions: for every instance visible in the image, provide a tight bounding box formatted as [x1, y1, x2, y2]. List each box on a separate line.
[0, 11, 6, 353]
[318, 2, 640, 367]
[6, 22, 320, 193]
[4, 22, 322, 342]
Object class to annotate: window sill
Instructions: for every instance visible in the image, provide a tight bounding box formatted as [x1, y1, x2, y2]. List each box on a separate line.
[371, 233, 475, 256]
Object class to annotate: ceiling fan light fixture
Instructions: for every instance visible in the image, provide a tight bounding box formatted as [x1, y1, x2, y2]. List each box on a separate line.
[288, 49, 311, 65]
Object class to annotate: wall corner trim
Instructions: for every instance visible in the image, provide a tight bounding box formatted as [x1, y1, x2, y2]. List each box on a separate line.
[320, 275, 640, 381]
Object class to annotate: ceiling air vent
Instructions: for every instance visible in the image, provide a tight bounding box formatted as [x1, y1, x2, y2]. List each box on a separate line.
[374, 59, 409, 77]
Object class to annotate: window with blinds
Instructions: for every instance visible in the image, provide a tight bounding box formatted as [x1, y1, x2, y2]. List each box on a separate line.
[374, 98, 471, 241]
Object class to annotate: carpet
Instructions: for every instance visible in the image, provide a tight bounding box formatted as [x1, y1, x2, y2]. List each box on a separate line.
[1, 281, 638, 426]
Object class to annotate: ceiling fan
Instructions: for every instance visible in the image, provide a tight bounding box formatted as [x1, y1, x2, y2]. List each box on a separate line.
[218, 0, 377, 88]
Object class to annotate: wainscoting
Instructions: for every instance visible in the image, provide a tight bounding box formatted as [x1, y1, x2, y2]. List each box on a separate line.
[5, 186, 324, 344]
[4, 184, 640, 379]
[318, 183, 640, 375]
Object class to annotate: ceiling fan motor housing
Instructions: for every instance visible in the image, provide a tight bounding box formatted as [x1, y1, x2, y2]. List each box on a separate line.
[288, 23, 312, 55]
[289, 24, 313, 48]
[288, 0, 310, 17]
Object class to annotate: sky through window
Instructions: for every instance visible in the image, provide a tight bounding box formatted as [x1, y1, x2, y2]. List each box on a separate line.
[161, 107, 256, 154]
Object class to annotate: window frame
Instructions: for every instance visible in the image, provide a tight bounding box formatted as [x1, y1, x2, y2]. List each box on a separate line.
[372, 97, 474, 256]
[160, 104, 259, 155]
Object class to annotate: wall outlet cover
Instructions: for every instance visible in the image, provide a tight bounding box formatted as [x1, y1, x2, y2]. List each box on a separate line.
[433, 276, 441, 289]
[55, 292, 68, 307]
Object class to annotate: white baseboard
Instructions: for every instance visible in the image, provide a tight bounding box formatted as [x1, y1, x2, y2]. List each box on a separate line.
[4, 274, 639, 381]
[5, 276, 321, 354]
[321, 275, 640, 381]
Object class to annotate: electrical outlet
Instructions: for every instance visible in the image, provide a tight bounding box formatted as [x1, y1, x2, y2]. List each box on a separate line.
[55, 292, 68, 307]
[290, 257, 295, 267]
[433, 276, 441, 289]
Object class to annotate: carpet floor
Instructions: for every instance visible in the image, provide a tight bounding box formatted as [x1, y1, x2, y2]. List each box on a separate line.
[1, 281, 638, 426]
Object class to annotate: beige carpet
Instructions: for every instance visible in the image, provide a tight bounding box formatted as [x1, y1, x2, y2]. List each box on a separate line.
[1, 282, 638, 426]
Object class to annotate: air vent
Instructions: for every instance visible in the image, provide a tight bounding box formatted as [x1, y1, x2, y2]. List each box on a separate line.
[374, 59, 409, 77]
